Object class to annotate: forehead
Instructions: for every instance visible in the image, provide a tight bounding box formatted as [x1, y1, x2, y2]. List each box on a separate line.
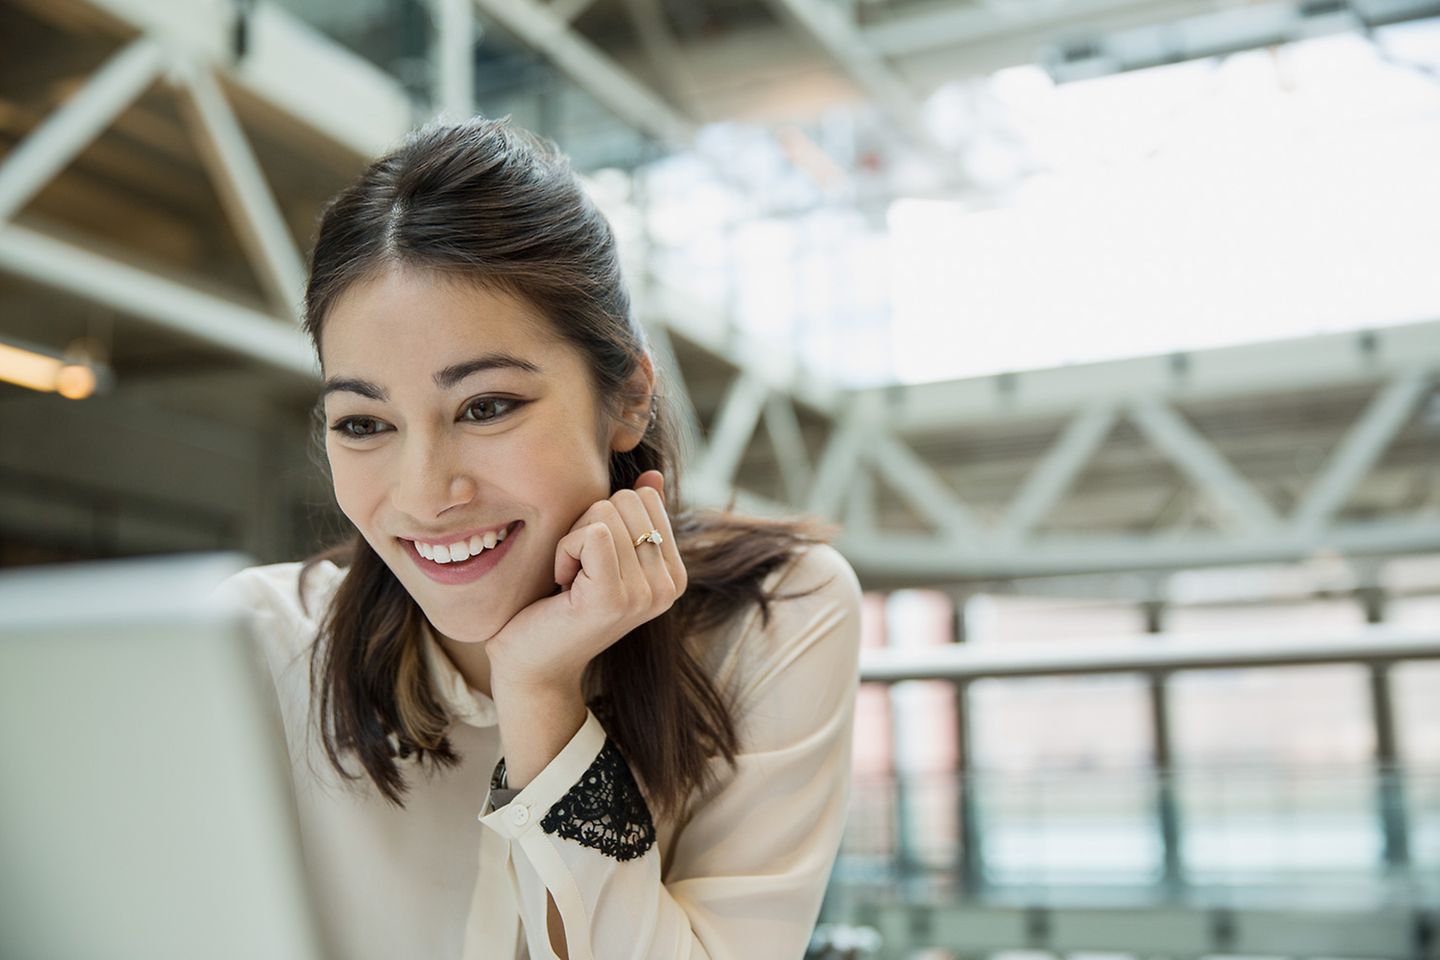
[321, 265, 556, 368]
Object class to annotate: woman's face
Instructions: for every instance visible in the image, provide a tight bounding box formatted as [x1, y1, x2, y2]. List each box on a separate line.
[319, 264, 644, 644]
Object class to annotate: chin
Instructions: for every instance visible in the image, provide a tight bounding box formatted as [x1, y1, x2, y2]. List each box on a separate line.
[428, 602, 509, 643]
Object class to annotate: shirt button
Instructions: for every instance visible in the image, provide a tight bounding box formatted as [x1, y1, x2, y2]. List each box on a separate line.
[508, 803, 531, 827]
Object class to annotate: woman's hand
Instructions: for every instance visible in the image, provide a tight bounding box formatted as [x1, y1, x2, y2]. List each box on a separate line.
[484, 469, 687, 694]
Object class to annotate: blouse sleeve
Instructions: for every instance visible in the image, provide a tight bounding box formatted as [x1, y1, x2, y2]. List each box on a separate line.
[475, 543, 863, 960]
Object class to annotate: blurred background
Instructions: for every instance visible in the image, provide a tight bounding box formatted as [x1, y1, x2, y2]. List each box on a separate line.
[1, 0, 1438, 957]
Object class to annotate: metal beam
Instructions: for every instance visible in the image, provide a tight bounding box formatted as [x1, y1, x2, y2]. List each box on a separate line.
[878, 320, 1440, 431]
[433, 0, 478, 119]
[618, 0, 703, 116]
[76, 0, 413, 158]
[762, 392, 814, 505]
[840, 515, 1440, 584]
[550, 0, 601, 24]
[1291, 369, 1434, 535]
[871, 431, 984, 543]
[694, 370, 769, 490]
[468, 0, 696, 150]
[761, 0, 950, 160]
[999, 402, 1119, 542]
[1127, 397, 1281, 535]
[860, 623, 1440, 683]
[172, 58, 307, 321]
[0, 37, 165, 223]
[842, 459, 877, 536]
[864, 0, 1212, 58]
[638, 319, 706, 469]
[807, 391, 881, 518]
[0, 223, 316, 380]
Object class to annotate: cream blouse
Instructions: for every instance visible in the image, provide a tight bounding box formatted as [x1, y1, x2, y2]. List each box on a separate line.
[209, 541, 863, 960]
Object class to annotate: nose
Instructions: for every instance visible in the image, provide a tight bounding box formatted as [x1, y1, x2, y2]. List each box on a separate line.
[390, 429, 477, 523]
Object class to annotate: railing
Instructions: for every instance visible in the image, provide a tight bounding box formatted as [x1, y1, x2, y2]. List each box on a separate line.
[814, 625, 1440, 957]
[834, 763, 1439, 907]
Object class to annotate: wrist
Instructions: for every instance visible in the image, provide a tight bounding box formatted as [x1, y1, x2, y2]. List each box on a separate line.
[490, 678, 588, 790]
[490, 671, 584, 706]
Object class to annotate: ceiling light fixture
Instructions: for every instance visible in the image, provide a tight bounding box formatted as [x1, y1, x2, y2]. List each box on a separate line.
[0, 336, 110, 400]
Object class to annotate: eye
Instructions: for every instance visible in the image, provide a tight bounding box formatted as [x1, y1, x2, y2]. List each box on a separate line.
[328, 396, 526, 442]
[461, 396, 525, 423]
[329, 416, 389, 440]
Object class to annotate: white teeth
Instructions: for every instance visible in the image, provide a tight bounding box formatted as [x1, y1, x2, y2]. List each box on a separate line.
[413, 523, 514, 564]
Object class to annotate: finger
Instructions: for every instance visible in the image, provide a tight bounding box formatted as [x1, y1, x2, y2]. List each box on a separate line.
[588, 498, 647, 609]
[554, 519, 620, 595]
[608, 490, 665, 601]
[555, 497, 624, 587]
[634, 484, 684, 594]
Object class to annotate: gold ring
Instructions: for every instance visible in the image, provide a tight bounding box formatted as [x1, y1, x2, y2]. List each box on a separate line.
[633, 529, 664, 547]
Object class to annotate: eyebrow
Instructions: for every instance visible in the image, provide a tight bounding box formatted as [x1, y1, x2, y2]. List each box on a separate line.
[321, 352, 543, 402]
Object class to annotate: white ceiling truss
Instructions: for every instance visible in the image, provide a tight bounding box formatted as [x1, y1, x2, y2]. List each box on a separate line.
[0, 21, 317, 371]
[467, 0, 697, 150]
[676, 321, 1440, 587]
[1, 0, 1436, 589]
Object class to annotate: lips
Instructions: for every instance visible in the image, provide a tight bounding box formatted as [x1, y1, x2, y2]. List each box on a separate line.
[409, 520, 521, 562]
[403, 521, 523, 586]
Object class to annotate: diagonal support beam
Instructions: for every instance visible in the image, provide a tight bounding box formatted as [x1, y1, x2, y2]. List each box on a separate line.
[763, 392, 814, 505]
[761, 0, 950, 160]
[172, 58, 307, 321]
[0, 223, 316, 380]
[0, 37, 166, 223]
[1127, 397, 1281, 535]
[871, 431, 984, 542]
[640, 320, 706, 470]
[695, 371, 770, 491]
[469, 0, 695, 149]
[843, 459, 878, 536]
[1292, 370, 1434, 535]
[1000, 402, 1119, 542]
[807, 391, 881, 519]
[550, 0, 602, 24]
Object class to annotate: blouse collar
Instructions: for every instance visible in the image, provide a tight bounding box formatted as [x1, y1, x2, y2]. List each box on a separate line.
[418, 618, 499, 729]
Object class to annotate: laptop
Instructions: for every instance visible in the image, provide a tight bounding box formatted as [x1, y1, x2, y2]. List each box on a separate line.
[0, 551, 332, 960]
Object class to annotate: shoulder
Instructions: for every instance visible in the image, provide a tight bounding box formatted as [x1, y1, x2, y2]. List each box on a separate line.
[728, 542, 863, 732]
[209, 559, 344, 660]
[763, 540, 862, 605]
[211, 559, 341, 617]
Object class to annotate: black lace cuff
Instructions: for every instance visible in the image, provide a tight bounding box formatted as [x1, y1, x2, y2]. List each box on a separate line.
[534, 737, 656, 862]
[487, 739, 656, 861]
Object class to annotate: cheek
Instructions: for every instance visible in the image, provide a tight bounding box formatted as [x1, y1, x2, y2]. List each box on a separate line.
[328, 455, 380, 517]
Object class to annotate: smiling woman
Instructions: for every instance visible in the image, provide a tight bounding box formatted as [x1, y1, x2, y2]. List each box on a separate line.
[212, 115, 862, 960]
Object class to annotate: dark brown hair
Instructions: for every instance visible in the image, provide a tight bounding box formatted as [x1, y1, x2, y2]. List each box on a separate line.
[295, 115, 840, 821]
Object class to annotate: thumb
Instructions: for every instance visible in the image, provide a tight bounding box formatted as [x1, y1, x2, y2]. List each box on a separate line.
[634, 469, 664, 495]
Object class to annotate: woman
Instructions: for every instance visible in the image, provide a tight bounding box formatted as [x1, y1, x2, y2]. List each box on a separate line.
[214, 115, 863, 960]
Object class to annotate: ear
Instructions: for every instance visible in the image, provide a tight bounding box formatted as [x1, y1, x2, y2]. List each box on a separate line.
[609, 352, 657, 454]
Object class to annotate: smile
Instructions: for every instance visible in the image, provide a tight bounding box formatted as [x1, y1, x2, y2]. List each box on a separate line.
[403, 521, 522, 585]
